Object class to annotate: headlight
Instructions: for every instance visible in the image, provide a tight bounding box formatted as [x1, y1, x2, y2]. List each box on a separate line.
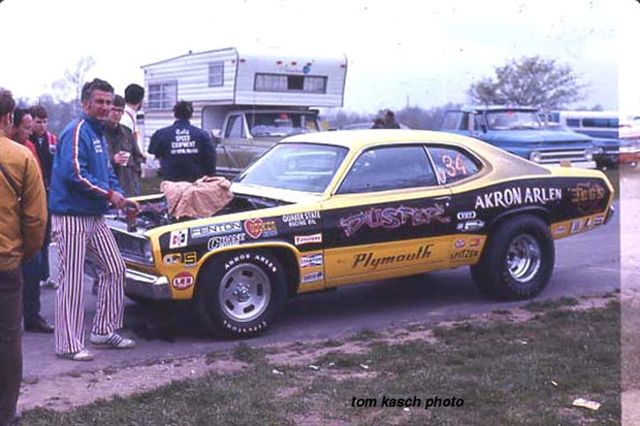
[530, 151, 541, 162]
[585, 149, 593, 161]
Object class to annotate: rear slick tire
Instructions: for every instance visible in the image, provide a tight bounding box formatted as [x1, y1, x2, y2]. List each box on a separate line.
[471, 215, 555, 300]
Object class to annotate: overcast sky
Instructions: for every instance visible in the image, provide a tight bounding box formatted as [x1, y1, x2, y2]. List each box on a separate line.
[0, 0, 637, 114]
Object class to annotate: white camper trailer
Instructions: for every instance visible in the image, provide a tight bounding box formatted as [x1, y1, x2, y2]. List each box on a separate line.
[142, 47, 347, 176]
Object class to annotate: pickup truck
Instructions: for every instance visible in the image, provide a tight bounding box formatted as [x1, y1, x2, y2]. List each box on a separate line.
[441, 106, 597, 168]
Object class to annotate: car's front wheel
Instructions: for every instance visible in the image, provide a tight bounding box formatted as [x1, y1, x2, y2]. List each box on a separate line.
[471, 214, 555, 300]
[195, 250, 287, 338]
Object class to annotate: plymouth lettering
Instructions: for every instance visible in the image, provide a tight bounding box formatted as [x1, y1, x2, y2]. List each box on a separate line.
[353, 244, 433, 269]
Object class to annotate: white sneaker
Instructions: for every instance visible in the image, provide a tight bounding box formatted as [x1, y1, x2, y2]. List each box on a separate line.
[90, 332, 135, 349]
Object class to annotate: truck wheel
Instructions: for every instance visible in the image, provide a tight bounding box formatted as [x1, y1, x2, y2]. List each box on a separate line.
[470, 215, 554, 300]
[195, 251, 287, 338]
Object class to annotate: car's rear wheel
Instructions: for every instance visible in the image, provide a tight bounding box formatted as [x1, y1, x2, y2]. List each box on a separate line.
[195, 250, 287, 337]
[471, 215, 554, 300]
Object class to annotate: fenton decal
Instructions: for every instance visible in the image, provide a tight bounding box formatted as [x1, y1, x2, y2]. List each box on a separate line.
[282, 211, 320, 228]
[568, 182, 607, 214]
[352, 244, 433, 269]
[474, 187, 562, 210]
[190, 222, 242, 239]
[207, 233, 246, 250]
[339, 204, 450, 237]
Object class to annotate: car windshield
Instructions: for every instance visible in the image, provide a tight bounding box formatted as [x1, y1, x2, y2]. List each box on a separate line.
[236, 143, 348, 193]
[247, 112, 320, 137]
[485, 110, 544, 130]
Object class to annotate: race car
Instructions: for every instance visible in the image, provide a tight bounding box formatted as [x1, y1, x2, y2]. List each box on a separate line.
[105, 129, 615, 338]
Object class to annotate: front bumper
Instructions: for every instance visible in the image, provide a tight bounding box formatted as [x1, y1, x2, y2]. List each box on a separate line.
[125, 269, 171, 300]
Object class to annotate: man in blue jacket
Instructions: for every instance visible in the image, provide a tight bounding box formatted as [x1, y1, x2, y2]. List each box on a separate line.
[148, 100, 216, 182]
[49, 78, 137, 361]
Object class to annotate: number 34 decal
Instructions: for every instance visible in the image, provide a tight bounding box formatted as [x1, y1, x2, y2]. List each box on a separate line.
[441, 154, 468, 178]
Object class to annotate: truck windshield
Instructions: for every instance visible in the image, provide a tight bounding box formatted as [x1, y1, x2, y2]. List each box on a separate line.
[485, 110, 544, 130]
[237, 143, 348, 193]
[247, 112, 320, 137]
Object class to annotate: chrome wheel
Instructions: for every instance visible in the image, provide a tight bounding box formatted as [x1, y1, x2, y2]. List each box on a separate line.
[218, 263, 271, 322]
[506, 234, 541, 283]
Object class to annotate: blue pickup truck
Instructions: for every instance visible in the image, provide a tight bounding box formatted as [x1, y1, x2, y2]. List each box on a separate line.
[441, 106, 597, 168]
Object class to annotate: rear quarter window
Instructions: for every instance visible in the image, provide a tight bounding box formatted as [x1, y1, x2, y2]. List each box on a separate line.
[428, 146, 481, 184]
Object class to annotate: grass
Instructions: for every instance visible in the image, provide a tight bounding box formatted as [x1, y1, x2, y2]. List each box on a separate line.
[23, 300, 620, 425]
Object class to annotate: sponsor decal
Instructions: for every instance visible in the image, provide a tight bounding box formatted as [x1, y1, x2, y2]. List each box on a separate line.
[593, 214, 605, 226]
[585, 217, 594, 229]
[474, 187, 562, 210]
[163, 252, 197, 266]
[301, 271, 324, 284]
[339, 204, 450, 237]
[190, 222, 242, 239]
[553, 225, 567, 235]
[454, 239, 465, 249]
[456, 219, 485, 232]
[244, 218, 278, 239]
[300, 254, 323, 268]
[469, 237, 480, 247]
[172, 271, 194, 290]
[282, 211, 321, 228]
[570, 219, 583, 234]
[456, 211, 477, 220]
[294, 233, 323, 246]
[568, 182, 607, 215]
[353, 244, 432, 269]
[450, 249, 480, 261]
[207, 233, 246, 250]
[169, 229, 188, 249]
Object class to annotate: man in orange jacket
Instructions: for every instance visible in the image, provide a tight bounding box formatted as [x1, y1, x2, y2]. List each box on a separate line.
[0, 90, 47, 426]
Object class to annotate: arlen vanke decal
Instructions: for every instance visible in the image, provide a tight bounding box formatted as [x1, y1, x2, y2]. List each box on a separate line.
[475, 187, 562, 209]
[282, 211, 321, 228]
[340, 204, 450, 238]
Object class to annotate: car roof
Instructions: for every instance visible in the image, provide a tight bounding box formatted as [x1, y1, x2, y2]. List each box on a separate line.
[281, 129, 497, 155]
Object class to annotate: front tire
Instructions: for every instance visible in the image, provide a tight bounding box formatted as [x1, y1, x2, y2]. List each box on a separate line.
[195, 250, 287, 338]
[471, 215, 554, 300]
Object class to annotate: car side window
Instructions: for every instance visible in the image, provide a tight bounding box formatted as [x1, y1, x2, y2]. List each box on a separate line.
[225, 115, 245, 138]
[337, 146, 437, 194]
[428, 146, 480, 184]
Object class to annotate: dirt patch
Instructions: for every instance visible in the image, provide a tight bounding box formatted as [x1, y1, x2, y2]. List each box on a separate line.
[19, 357, 246, 412]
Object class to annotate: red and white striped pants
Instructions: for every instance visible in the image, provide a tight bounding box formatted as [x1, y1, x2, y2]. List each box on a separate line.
[51, 215, 126, 354]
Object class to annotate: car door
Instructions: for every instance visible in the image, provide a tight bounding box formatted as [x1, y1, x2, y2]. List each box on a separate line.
[320, 144, 456, 288]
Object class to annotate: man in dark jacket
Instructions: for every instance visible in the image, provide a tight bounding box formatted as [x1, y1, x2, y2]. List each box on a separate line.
[105, 95, 145, 197]
[49, 78, 137, 362]
[148, 100, 216, 182]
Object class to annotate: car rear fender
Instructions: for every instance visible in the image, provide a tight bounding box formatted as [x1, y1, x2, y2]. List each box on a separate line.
[486, 206, 551, 236]
[196, 242, 301, 297]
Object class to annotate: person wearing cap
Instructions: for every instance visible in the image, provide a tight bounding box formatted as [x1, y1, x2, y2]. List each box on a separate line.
[148, 100, 216, 182]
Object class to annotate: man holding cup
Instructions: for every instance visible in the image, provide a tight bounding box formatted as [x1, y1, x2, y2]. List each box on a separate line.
[105, 95, 144, 197]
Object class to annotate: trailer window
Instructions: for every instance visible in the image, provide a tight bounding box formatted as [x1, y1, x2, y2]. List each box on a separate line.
[255, 73, 327, 94]
[147, 82, 177, 110]
[209, 61, 224, 87]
